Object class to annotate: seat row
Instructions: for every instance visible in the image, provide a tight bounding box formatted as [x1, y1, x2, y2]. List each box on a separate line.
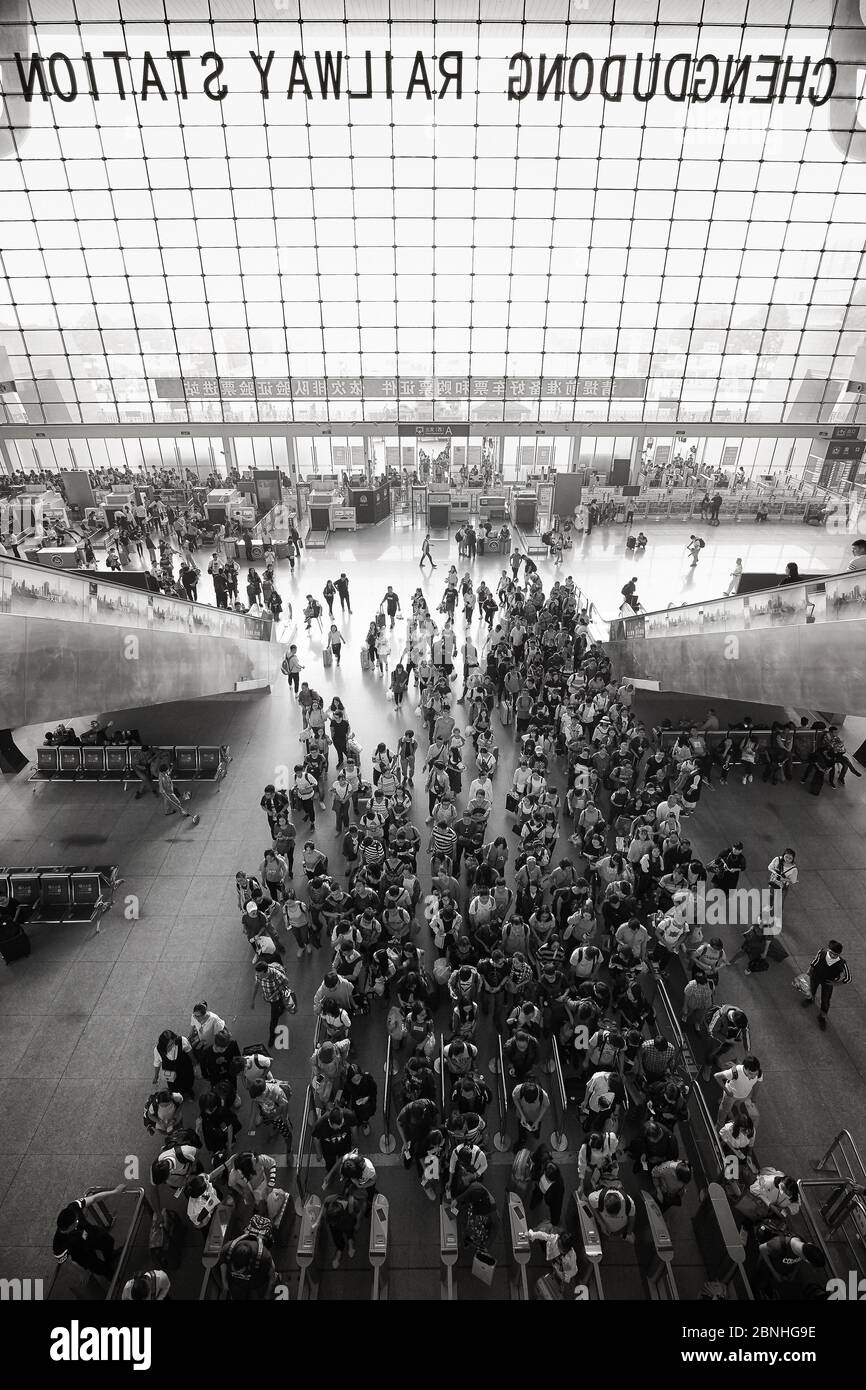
[31, 743, 231, 785]
[0, 864, 120, 924]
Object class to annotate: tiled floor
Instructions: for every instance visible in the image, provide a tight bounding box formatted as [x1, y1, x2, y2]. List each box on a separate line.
[1, 513, 864, 1288]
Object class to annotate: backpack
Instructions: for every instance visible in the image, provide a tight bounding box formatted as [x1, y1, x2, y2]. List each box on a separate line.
[510, 1148, 534, 1189]
[698, 538, 706, 549]
[280, 654, 291, 675]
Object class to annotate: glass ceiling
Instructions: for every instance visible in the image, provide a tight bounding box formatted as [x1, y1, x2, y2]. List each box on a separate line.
[0, 0, 864, 427]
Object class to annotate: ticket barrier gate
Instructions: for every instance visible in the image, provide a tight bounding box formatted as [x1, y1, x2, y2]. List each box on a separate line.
[507, 1191, 530, 1300]
[296, 1194, 323, 1300]
[369, 1193, 389, 1301]
[440, 1203, 459, 1300]
[641, 1192, 679, 1300]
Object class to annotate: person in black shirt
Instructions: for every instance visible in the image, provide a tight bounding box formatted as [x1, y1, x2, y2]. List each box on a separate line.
[754, 1235, 824, 1298]
[52, 1184, 127, 1281]
[316, 1106, 359, 1184]
[344, 1064, 378, 1136]
[200, 1028, 242, 1106]
[397, 1097, 439, 1168]
[335, 573, 352, 614]
[801, 940, 851, 1029]
[218, 1233, 276, 1300]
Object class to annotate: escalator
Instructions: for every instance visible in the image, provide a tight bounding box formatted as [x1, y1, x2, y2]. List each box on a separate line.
[602, 567, 866, 714]
[0, 556, 278, 725]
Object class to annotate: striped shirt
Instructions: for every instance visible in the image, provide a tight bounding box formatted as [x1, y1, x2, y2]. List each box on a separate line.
[431, 825, 457, 857]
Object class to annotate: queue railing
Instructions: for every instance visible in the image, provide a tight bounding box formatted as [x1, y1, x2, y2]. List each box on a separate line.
[379, 1034, 397, 1155]
[546, 1034, 570, 1153]
[492, 1033, 510, 1152]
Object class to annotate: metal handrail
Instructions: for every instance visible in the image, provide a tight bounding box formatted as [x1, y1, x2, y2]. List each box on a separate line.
[611, 564, 860, 631]
[813, 1129, 866, 1187]
[439, 1033, 447, 1119]
[548, 1035, 569, 1153]
[794, 1177, 862, 1280]
[493, 1033, 509, 1151]
[293, 1083, 317, 1214]
[103, 1188, 149, 1301]
[653, 975, 730, 1180]
[0, 554, 274, 641]
[380, 1034, 397, 1154]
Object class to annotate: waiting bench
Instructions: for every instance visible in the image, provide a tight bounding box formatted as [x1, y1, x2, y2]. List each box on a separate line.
[0, 864, 120, 927]
[29, 744, 231, 789]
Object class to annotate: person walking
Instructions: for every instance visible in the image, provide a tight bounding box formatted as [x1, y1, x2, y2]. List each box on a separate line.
[326, 623, 346, 666]
[335, 573, 352, 614]
[157, 763, 200, 826]
[323, 579, 337, 618]
[251, 958, 296, 1048]
[686, 535, 705, 567]
[723, 559, 743, 596]
[800, 940, 851, 1031]
[380, 585, 402, 628]
[420, 533, 436, 570]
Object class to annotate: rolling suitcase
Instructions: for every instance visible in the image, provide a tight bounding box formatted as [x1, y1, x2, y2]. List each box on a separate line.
[500, 701, 512, 728]
[149, 1209, 184, 1271]
[360, 648, 372, 672]
[323, 646, 333, 669]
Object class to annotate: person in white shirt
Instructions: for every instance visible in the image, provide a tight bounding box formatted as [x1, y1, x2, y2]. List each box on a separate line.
[847, 539, 866, 572]
[655, 794, 682, 826]
[724, 558, 743, 596]
[526, 1228, 579, 1286]
[714, 1055, 763, 1125]
[188, 1002, 226, 1062]
[468, 774, 494, 807]
[587, 1187, 636, 1241]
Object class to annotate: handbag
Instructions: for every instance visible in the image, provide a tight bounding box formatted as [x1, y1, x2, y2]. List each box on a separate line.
[505, 791, 518, 813]
[792, 972, 811, 996]
[282, 987, 298, 1014]
[471, 1249, 497, 1285]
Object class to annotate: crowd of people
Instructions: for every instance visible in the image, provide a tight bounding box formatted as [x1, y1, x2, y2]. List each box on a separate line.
[50, 532, 849, 1301]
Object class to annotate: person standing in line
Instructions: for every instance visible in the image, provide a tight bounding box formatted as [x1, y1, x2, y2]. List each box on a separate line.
[714, 1055, 763, 1126]
[709, 493, 723, 525]
[800, 939, 851, 1031]
[724, 558, 743, 596]
[283, 645, 302, 695]
[420, 533, 436, 570]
